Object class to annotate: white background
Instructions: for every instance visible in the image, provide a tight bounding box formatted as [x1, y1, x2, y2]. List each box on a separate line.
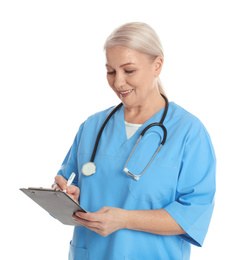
[1, 0, 245, 259]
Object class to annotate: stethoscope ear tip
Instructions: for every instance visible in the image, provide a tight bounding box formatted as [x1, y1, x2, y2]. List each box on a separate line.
[123, 167, 140, 181]
[123, 167, 129, 174]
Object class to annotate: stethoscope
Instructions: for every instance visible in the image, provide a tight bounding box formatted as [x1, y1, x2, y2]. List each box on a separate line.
[81, 94, 169, 181]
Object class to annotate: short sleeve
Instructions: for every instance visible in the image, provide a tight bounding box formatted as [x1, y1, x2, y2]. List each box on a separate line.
[164, 121, 216, 247]
[57, 122, 85, 187]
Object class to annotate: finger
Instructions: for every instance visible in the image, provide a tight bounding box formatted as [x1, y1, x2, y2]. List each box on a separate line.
[73, 212, 111, 237]
[75, 211, 95, 221]
[55, 175, 68, 191]
[67, 194, 79, 203]
[66, 185, 80, 197]
[66, 185, 80, 203]
[51, 182, 62, 190]
[95, 206, 110, 214]
[51, 183, 57, 189]
[73, 215, 110, 237]
[74, 211, 101, 225]
[73, 214, 89, 225]
[73, 215, 101, 230]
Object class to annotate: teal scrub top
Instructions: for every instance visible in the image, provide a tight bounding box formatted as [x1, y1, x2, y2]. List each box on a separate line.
[57, 102, 216, 260]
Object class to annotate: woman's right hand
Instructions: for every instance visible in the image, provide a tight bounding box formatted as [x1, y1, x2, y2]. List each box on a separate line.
[52, 175, 80, 203]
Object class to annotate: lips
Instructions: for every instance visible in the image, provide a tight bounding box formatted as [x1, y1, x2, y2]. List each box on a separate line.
[117, 89, 134, 98]
[119, 90, 133, 95]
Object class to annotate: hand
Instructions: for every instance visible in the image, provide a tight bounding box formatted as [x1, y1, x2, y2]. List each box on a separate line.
[73, 207, 128, 237]
[52, 175, 80, 203]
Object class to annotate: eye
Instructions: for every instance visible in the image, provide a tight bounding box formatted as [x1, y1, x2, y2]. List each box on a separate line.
[125, 70, 135, 74]
[107, 71, 115, 75]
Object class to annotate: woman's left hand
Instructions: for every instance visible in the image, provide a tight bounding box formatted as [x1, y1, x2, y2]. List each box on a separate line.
[73, 207, 128, 237]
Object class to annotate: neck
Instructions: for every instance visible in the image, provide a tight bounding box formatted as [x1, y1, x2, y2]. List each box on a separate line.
[124, 93, 166, 124]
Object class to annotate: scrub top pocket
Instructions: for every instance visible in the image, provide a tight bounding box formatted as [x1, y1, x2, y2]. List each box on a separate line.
[128, 159, 178, 205]
[69, 241, 88, 260]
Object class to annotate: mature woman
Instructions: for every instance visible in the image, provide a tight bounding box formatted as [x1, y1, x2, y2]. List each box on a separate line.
[54, 22, 216, 260]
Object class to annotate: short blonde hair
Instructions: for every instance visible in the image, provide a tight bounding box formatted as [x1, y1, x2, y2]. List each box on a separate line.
[104, 22, 166, 95]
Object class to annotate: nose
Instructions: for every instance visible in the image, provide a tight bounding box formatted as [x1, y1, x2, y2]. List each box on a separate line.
[114, 71, 126, 89]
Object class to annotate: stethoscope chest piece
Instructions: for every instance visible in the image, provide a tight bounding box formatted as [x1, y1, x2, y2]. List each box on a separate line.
[82, 162, 96, 176]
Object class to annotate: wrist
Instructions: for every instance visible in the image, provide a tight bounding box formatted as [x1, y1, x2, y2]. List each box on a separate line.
[122, 209, 130, 230]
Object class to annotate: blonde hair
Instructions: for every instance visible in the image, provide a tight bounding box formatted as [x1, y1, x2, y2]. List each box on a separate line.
[104, 22, 166, 95]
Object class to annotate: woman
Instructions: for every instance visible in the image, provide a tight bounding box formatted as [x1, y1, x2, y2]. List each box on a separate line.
[54, 22, 216, 260]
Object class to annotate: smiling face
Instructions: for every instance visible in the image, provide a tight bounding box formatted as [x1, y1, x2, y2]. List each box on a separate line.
[106, 46, 163, 109]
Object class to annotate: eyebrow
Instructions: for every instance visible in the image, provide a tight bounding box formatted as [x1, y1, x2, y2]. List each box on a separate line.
[106, 62, 135, 68]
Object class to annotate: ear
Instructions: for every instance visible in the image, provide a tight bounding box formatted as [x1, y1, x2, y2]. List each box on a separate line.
[153, 56, 163, 77]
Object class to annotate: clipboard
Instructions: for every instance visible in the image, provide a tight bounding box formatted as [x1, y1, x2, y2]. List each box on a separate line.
[20, 187, 86, 226]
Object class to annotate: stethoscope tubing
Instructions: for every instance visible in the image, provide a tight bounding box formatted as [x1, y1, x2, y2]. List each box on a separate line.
[90, 102, 123, 162]
[140, 122, 167, 145]
[83, 94, 169, 179]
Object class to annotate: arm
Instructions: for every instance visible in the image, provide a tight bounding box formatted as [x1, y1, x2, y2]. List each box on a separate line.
[125, 208, 185, 236]
[52, 123, 85, 201]
[73, 207, 185, 237]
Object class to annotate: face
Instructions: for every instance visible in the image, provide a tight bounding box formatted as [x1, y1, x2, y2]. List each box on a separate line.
[105, 46, 163, 108]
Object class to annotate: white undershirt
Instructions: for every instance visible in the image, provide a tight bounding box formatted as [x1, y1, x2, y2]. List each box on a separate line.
[125, 121, 142, 139]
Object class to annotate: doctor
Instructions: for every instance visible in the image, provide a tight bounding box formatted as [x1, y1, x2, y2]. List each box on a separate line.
[54, 22, 216, 260]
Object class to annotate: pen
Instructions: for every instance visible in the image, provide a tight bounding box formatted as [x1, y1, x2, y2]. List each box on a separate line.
[63, 172, 76, 193]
